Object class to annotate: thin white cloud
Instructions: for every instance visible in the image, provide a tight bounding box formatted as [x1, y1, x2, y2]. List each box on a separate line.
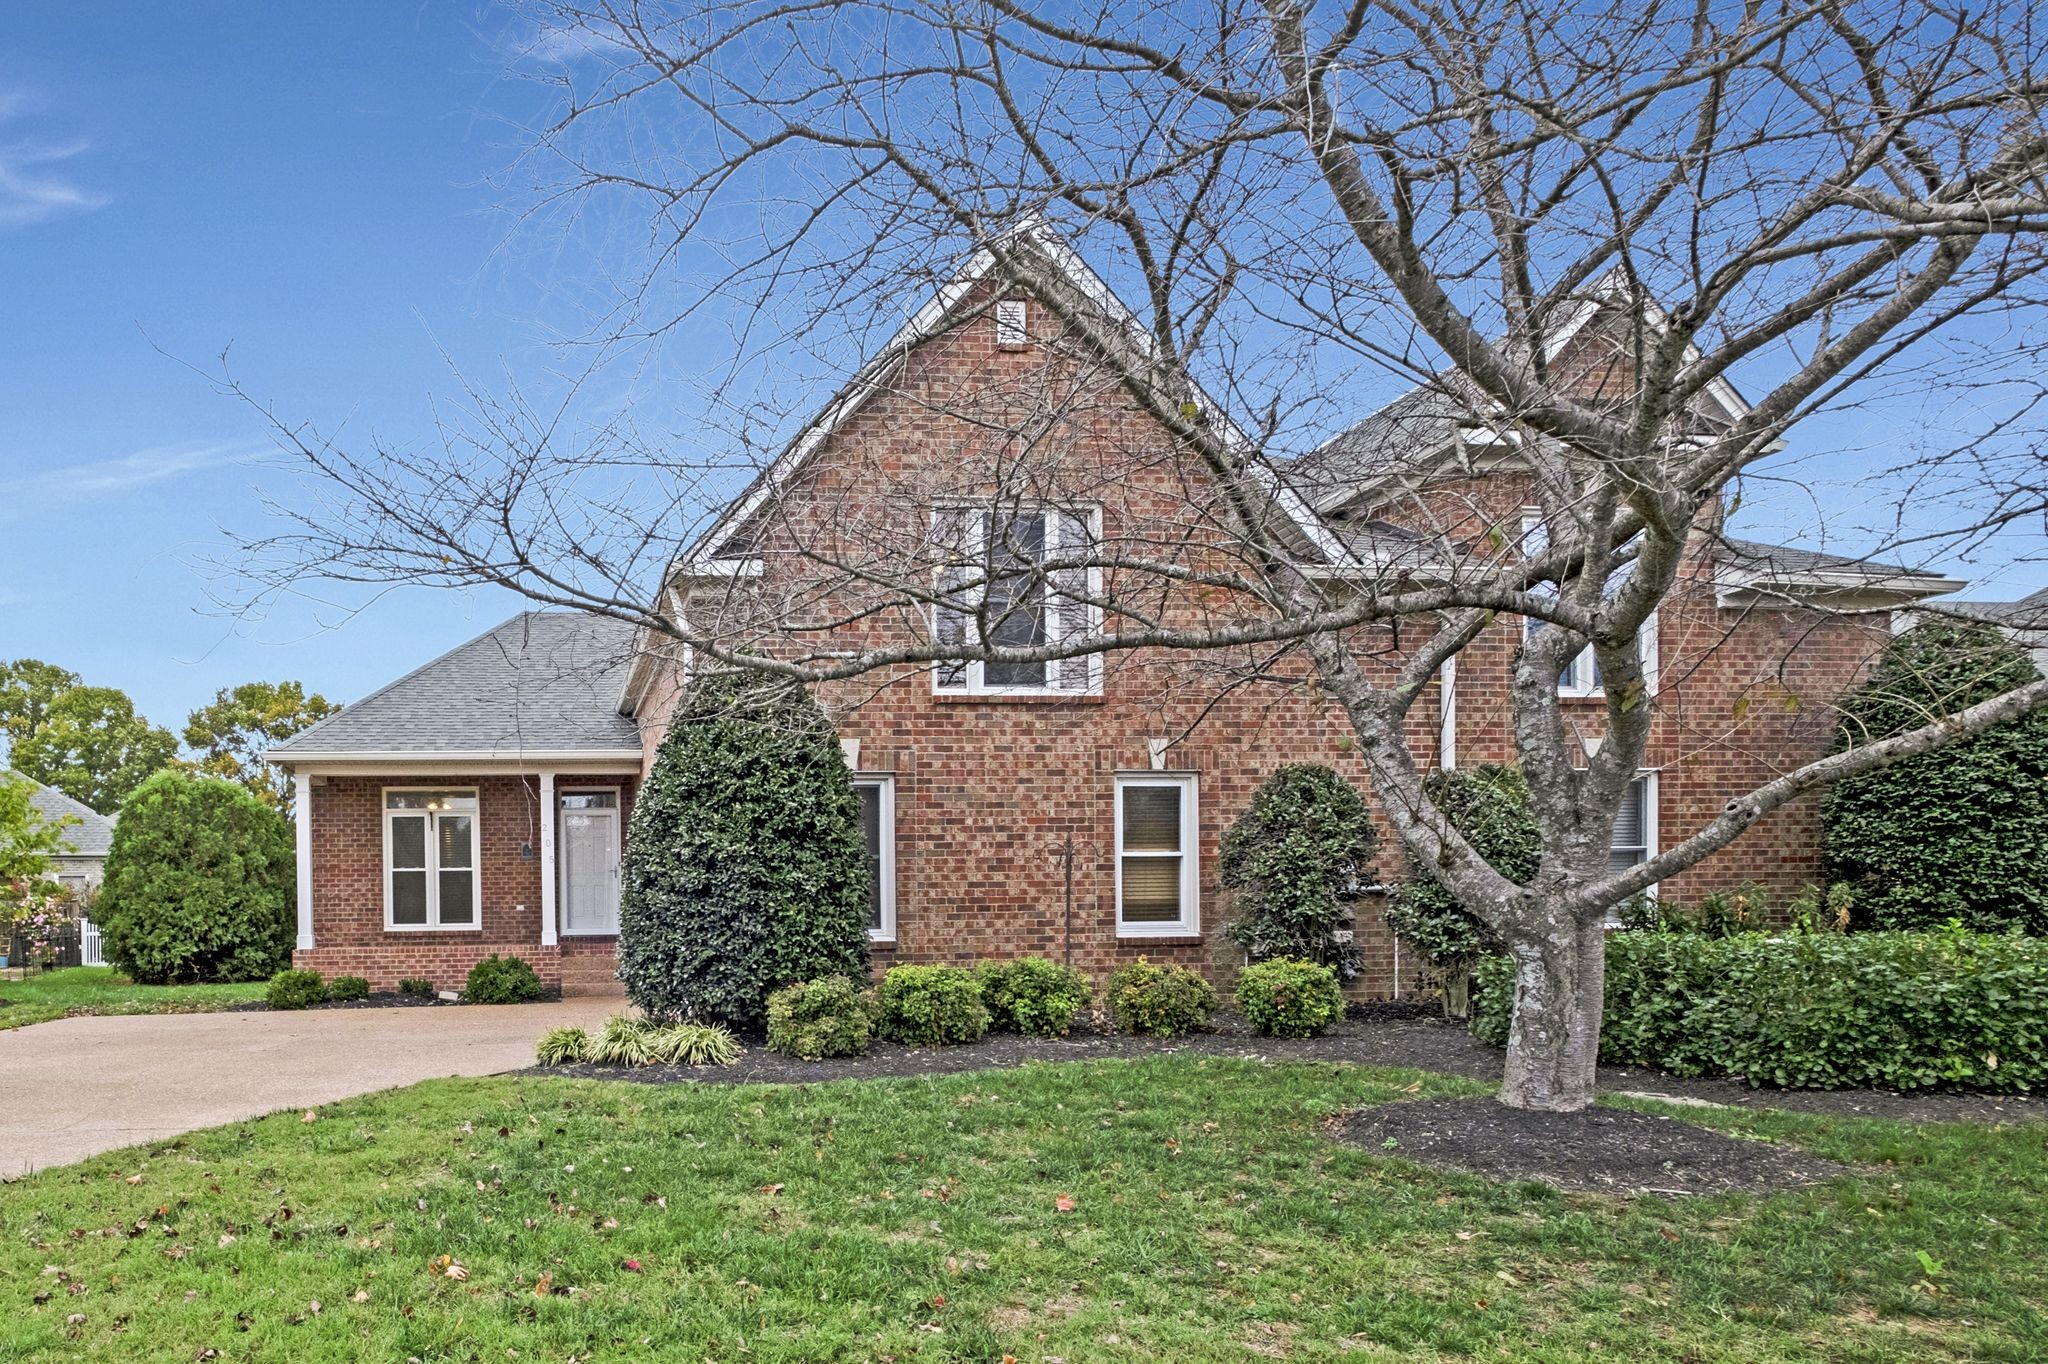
[0, 87, 108, 228]
[505, 22, 629, 66]
[0, 440, 261, 518]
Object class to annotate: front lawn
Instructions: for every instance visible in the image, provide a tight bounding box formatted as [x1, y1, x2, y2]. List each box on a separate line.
[2, 1057, 2043, 1361]
[0, 967, 269, 1031]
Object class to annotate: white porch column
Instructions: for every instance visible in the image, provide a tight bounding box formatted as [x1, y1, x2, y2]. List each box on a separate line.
[539, 770, 558, 947]
[293, 770, 315, 950]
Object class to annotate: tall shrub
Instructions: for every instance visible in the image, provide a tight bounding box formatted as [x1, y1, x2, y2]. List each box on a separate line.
[1220, 763, 1377, 978]
[1384, 764, 1540, 1016]
[617, 672, 871, 1027]
[1822, 621, 2048, 933]
[96, 770, 295, 984]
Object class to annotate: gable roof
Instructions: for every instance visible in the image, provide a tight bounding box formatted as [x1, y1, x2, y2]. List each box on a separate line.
[1716, 537, 1962, 602]
[3, 769, 116, 858]
[269, 612, 642, 763]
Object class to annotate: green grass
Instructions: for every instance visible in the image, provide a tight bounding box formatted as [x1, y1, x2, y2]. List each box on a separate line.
[0, 967, 269, 1031]
[2, 1057, 2044, 1361]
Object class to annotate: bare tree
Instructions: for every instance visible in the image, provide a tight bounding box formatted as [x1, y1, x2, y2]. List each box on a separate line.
[232, 0, 2048, 1110]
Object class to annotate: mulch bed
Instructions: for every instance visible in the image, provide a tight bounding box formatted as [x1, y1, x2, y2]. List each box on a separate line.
[1329, 1097, 1850, 1196]
[227, 993, 476, 1015]
[532, 1011, 2045, 1126]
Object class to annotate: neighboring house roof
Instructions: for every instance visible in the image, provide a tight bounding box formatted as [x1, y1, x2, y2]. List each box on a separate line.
[1960, 585, 2048, 629]
[1717, 538, 1963, 600]
[3, 769, 116, 858]
[269, 612, 642, 763]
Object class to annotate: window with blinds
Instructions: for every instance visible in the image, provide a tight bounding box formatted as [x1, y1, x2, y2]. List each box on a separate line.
[1116, 774, 1198, 935]
[932, 506, 1100, 695]
[1608, 774, 1654, 872]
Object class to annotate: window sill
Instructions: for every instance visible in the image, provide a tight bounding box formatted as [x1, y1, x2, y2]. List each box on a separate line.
[383, 923, 482, 934]
[1115, 930, 1204, 944]
[932, 692, 1106, 706]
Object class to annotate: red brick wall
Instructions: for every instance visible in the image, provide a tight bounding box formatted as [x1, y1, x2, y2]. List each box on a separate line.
[295, 773, 637, 993]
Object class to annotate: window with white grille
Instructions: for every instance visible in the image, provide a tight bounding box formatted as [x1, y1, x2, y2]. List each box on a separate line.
[932, 506, 1100, 695]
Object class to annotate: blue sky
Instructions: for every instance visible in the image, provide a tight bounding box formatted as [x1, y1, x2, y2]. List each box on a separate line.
[2, 5, 2043, 741]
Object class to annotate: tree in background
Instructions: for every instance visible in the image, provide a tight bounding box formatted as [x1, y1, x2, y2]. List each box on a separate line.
[184, 681, 339, 812]
[0, 659, 82, 751]
[1823, 623, 2048, 934]
[9, 687, 179, 814]
[0, 770, 75, 884]
[1220, 764, 1378, 979]
[94, 769, 295, 984]
[1386, 766, 1541, 1018]
[618, 673, 872, 1029]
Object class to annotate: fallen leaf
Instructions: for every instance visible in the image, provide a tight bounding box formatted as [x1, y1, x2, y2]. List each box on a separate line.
[1053, 1194, 1077, 1213]
[621, 1258, 643, 1273]
[300, 1111, 318, 1125]
[534, 1272, 554, 1297]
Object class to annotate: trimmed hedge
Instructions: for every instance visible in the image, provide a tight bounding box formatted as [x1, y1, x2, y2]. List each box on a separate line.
[977, 957, 1091, 1036]
[1472, 929, 2048, 1092]
[1236, 957, 1343, 1038]
[766, 977, 874, 1059]
[618, 673, 871, 1028]
[874, 964, 988, 1047]
[325, 974, 370, 1002]
[1105, 959, 1216, 1036]
[265, 968, 327, 1011]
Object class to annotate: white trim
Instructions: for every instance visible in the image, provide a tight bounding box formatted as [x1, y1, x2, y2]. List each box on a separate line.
[293, 771, 314, 950]
[539, 771, 558, 948]
[271, 748, 641, 767]
[1438, 657, 1457, 770]
[1609, 771, 1660, 908]
[853, 775, 897, 942]
[556, 785, 622, 936]
[1114, 772, 1200, 937]
[381, 786, 482, 932]
[279, 756, 640, 779]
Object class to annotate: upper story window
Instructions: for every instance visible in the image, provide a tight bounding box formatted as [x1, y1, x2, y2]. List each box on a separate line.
[1520, 508, 1658, 697]
[384, 789, 479, 931]
[932, 506, 1101, 695]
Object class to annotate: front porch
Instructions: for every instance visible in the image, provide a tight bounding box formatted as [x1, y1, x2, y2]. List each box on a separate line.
[288, 766, 639, 997]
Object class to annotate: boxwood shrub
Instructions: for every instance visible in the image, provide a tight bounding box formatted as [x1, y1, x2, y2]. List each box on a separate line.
[325, 974, 371, 1002]
[766, 977, 874, 1059]
[1471, 928, 2048, 1092]
[1105, 959, 1216, 1037]
[1236, 957, 1343, 1038]
[874, 964, 988, 1046]
[265, 968, 327, 1011]
[977, 957, 1091, 1036]
[463, 954, 544, 1004]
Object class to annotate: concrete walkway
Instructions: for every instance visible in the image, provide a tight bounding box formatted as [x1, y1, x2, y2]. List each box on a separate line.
[0, 998, 622, 1177]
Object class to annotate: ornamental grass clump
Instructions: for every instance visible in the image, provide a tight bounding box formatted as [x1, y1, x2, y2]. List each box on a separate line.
[874, 964, 988, 1046]
[583, 1015, 741, 1067]
[766, 977, 874, 1059]
[535, 1025, 592, 1066]
[1105, 959, 1216, 1037]
[977, 957, 1091, 1036]
[1236, 957, 1344, 1038]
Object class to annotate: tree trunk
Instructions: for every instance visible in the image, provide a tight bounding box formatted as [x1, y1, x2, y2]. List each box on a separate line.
[1498, 917, 1608, 1111]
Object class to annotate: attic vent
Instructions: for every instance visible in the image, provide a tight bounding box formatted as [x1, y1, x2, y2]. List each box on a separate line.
[996, 298, 1028, 347]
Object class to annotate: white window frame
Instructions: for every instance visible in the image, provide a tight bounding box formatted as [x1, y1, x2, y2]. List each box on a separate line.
[382, 787, 482, 932]
[853, 775, 897, 942]
[1606, 771, 1660, 921]
[932, 505, 1103, 697]
[1114, 772, 1200, 937]
[1520, 509, 1659, 698]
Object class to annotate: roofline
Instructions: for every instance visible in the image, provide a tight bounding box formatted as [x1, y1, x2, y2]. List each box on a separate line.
[268, 747, 644, 768]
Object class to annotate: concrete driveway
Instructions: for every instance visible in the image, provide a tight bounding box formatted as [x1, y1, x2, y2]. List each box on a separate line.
[0, 998, 622, 1177]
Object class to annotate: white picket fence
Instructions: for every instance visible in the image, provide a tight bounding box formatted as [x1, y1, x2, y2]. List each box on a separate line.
[79, 917, 104, 968]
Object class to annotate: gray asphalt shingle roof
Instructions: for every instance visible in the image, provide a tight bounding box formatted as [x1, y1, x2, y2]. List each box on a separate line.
[1719, 538, 1953, 584]
[268, 612, 642, 760]
[4, 769, 117, 857]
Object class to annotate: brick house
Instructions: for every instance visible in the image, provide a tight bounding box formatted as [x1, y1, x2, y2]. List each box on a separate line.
[270, 241, 1964, 998]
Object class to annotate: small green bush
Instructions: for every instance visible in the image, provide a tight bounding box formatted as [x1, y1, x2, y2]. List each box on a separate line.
[1236, 957, 1343, 1038]
[325, 974, 370, 1002]
[977, 958, 1091, 1036]
[874, 964, 988, 1047]
[265, 968, 327, 1011]
[1471, 928, 2048, 1092]
[766, 977, 874, 1059]
[535, 1026, 591, 1066]
[398, 977, 435, 997]
[646, 1021, 742, 1066]
[1220, 764, 1378, 978]
[1105, 959, 1217, 1037]
[463, 954, 544, 1004]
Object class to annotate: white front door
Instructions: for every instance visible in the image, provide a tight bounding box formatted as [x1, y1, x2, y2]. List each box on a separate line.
[559, 791, 621, 935]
